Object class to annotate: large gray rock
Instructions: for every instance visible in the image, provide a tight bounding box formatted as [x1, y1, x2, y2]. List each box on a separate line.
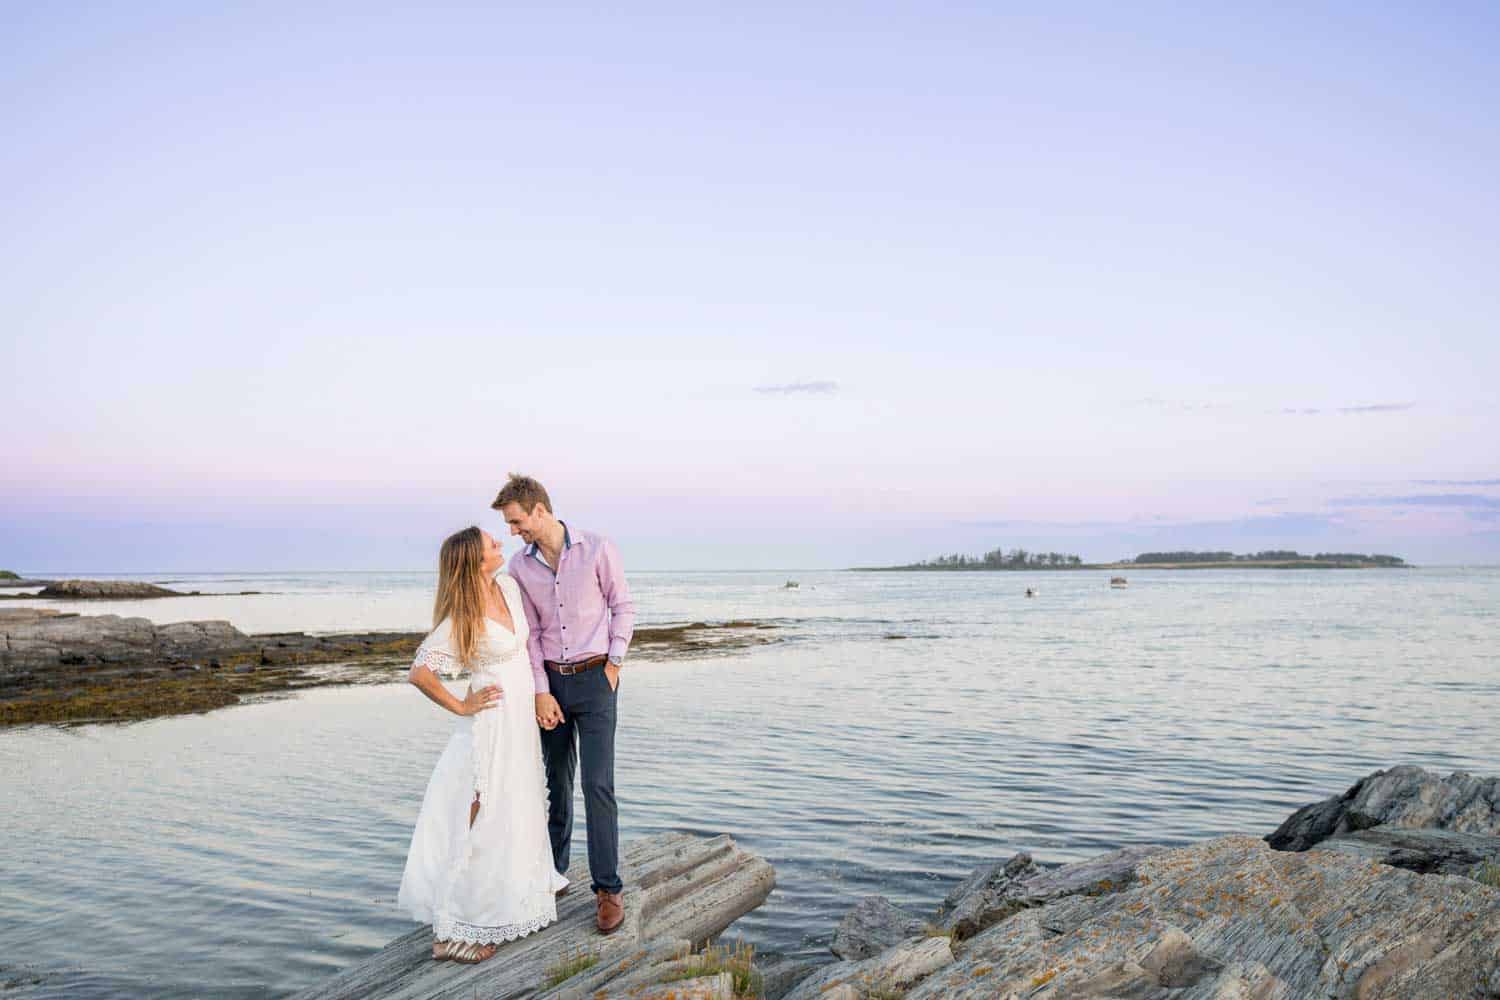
[939, 851, 1041, 939]
[903, 835, 1500, 999]
[831, 895, 924, 959]
[1267, 766, 1500, 851]
[784, 935, 955, 1000]
[295, 832, 775, 1000]
[939, 844, 1165, 940]
[0, 609, 253, 674]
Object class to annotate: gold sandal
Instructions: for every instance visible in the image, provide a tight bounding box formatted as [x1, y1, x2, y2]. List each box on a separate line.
[450, 941, 495, 965]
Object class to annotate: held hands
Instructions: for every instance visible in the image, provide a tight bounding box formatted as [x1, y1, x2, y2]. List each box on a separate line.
[460, 684, 503, 715]
[535, 693, 564, 730]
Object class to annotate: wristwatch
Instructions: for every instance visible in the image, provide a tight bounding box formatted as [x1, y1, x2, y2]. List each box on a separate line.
[607, 656, 622, 667]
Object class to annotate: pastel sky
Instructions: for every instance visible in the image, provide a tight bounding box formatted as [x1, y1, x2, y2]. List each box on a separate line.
[3, 3, 1497, 571]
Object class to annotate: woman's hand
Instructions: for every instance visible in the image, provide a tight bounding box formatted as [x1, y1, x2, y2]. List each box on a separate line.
[460, 684, 503, 715]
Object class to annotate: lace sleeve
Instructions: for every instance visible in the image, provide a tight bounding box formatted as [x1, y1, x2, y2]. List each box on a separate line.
[410, 628, 464, 680]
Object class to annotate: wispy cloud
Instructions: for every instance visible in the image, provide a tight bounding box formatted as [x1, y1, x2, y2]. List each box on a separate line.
[1281, 402, 1415, 416]
[754, 381, 839, 396]
[1413, 478, 1500, 487]
[1329, 493, 1500, 509]
[1336, 402, 1416, 414]
[1128, 397, 1225, 412]
[1254, 497, 1290, 506]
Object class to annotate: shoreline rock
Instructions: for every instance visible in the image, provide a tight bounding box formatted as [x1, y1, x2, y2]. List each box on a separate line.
[0, 609, 786, 726]
[787, 766, 1500, 999]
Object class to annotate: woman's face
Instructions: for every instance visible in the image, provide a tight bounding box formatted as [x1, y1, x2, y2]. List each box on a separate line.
[479, 531, 505, 576]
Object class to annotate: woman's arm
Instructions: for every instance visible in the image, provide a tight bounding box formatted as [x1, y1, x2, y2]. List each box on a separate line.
[409, 666, 501, 716]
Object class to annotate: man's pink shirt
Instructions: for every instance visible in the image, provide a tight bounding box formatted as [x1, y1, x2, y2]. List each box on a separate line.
[506, 524, 636, 694]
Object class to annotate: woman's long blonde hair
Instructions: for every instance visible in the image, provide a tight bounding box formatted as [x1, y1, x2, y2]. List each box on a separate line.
[435, 526, 489, 669]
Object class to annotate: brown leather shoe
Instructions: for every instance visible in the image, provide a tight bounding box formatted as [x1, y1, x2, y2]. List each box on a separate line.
[595, 890, 624, 935]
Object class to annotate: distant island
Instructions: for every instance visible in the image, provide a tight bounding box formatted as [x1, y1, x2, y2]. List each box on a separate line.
[855, 549, 1408, 571]
[857, 548, 1086, 571]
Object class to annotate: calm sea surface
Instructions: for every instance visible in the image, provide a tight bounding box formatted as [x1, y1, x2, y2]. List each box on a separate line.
[2, 567, 1497, 997]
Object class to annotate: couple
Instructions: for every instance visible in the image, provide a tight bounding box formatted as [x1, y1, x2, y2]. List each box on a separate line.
[395, 474, 636, 964]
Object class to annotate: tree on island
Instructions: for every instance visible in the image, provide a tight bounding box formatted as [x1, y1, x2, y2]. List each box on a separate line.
[1133, 550, 1405, 566]
[874, 547, 1085, 570]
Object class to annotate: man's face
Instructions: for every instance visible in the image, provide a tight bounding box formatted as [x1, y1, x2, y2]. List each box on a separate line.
[499, 502, 544, 543]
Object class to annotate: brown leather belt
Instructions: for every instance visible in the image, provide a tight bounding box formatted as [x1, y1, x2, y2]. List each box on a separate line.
[545, 654, 608, 676]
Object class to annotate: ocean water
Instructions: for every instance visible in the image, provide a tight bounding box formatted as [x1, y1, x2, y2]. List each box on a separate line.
[2, 567, 1498, 997]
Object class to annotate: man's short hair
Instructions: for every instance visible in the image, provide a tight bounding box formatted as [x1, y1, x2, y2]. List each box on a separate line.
[491, 474, 553, 514]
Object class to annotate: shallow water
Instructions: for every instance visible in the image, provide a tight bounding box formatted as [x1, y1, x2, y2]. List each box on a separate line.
[2, 568, 1497, 996]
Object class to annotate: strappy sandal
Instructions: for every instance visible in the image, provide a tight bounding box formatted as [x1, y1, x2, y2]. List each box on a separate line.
[450, 941, 496, 965]
[432, 939, 454, 961]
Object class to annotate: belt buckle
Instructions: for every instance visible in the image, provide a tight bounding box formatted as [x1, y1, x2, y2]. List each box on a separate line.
[558, 661, 579, 676]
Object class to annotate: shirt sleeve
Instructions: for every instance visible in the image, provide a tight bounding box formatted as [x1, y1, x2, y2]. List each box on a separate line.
[509, 566, 550, 694]
[597, 538, 636, 663]
[409, 624, 462, 680]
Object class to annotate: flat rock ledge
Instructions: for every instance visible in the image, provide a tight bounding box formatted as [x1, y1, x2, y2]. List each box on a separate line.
[293, 832, 774, 1000]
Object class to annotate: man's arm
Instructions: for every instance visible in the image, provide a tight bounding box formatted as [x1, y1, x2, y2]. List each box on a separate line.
[598, 538, 636, 663]
[509, 565, 550, 694]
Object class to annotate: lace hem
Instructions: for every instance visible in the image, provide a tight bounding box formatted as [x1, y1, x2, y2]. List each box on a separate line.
[434, 910, 556, 945]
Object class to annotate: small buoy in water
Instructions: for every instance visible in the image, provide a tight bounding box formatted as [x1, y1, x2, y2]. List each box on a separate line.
[1024, 588, 1036, 598]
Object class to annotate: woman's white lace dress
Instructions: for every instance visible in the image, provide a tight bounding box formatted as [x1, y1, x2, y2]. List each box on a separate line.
[397, 574, 568, 943]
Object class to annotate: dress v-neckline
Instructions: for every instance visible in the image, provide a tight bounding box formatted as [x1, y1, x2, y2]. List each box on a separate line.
[485, 579, 518, 638]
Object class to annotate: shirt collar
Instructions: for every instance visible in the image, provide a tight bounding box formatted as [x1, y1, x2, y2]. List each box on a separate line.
[525, 522, 572, 561]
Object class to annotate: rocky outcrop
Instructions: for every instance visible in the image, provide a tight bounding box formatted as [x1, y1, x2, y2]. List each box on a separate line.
[35, 579, 191, 599]
[783, 770, 1500, 999]
[831, 895, 924, 959]
[293, 832, 775, 1000]
[0, 608, 415, 676]
[904, 834, 1500, 998]
[0, 608, 422, 725]
[1267, 765, 1500, 850]
[0, 610, 796, 725]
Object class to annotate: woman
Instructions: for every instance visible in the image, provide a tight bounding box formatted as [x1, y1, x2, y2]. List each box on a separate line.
[397, 526, 568, 964]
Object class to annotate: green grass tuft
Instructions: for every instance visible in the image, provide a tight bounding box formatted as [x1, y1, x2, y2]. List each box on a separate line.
[541, 947, 599, 988]
[656, 940, 762, 998]
[1477, 861, 1500, 889]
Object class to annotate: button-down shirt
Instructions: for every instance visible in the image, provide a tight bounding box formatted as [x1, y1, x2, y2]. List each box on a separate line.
[507, 523, 636, 694]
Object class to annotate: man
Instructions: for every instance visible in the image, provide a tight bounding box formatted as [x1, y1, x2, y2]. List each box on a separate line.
[493, 474, 635, 935]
